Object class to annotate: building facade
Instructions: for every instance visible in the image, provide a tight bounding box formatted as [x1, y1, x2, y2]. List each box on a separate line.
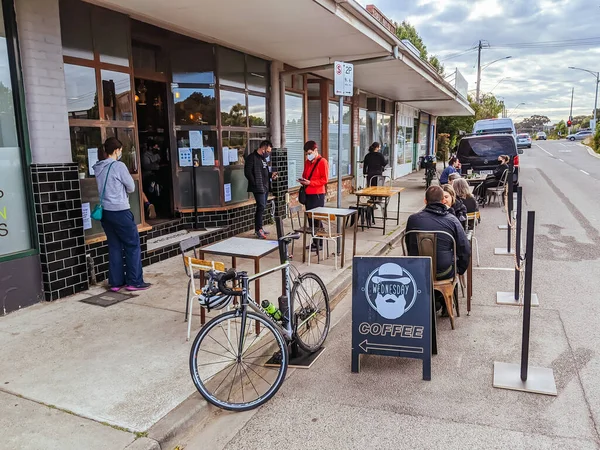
[0, 0, 471, 314]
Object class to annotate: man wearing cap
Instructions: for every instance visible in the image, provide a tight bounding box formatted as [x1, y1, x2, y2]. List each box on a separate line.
[405, 185, 470, 282]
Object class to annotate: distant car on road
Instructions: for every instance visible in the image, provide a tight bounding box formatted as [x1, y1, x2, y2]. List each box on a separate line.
[567, 130, 593, 141]
[536, 132, 547, 140]
[517, 133, 532, 148]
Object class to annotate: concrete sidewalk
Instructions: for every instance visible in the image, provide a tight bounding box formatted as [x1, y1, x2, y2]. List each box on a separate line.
[0, 170, 430, 449]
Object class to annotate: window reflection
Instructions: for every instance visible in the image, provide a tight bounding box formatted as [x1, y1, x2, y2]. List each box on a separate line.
[174, 88, 216, 125]
[59, 0, 93, 60]
[218, 47, 245, 89]
[224, 168, 249, 204]
[106, 128, 138, 174]
[247, 56, 267, 92]
[69, 127, 102, 178]
[248, 95, 266, 127]
[65, 64, 99, 119]
[220, 90, 246, 127]
[222, 131, 246, 167]
[102, 70, 133, 121]
[93, 8, 130, 66]
[172, 43, 215, 84]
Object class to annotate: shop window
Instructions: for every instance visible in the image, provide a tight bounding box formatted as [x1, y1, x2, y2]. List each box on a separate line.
[101, 70, 133, 121]
[247, 56, 268, 93]
[220, 90, 246, 127]
[328, 103, 352, 177]
[248, 95, 266, 127]
[293, 75, 304, 91]
[132, 42, 164, 73]
[285, 93, 304, 189]
[307, 82, 320, 96]
[218, 47, 245, 89]
[358, 109, 368, 162]
[172, 43, 215, 84]
[178, 169, 220, 208]
[69, 127, 102, 178]
[64, 64, 99, 120]
[342, 105, 351, 176]
[282, 74, 293, 89]
[221, 130, 246, 167]
[59, 0, 93, 60]
[106, 128, 138, 174]
[93, 7, 130, 67]
[307, 100, 321, 153]
[173, 88, 216, 126]
[224, 168, 249, 204]
[248, 131, 269, 153]
[176, 130, 218, 167]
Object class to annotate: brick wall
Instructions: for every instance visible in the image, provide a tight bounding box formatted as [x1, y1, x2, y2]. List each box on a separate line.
[15, 0, 72, 164]
[31, 164, 88, 300]
[271, 147, 288, 217]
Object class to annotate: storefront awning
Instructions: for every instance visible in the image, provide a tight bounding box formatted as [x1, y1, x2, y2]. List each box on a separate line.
[91, 0, 473, 117]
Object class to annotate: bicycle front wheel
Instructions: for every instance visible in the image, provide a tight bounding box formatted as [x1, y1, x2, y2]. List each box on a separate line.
[189, 310, 288, 411]
[291, 272, 330, 353]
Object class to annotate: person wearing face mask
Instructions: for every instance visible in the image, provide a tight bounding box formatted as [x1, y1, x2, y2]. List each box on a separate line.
[93, 137, 150, 292]
[299, 141, 329, 250]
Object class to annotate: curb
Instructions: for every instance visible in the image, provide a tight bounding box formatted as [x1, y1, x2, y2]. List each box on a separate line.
[131, 209, 416, 449]
[582, 143, 600, 159]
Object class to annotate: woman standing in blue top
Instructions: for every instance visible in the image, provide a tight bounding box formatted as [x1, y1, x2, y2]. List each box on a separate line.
[93, 137, 151, 292]
[439, 157, 460, 184]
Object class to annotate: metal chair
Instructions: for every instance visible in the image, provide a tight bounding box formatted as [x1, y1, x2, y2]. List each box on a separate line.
[307, 212, 341, 270]
[368, 175, 392, 188]
[401, 229, 460, 329]
[487, 169, 509, 207]
[185, 257, 227, 340]
[466, 212, 481, 267]
[180, 236, 201, 322]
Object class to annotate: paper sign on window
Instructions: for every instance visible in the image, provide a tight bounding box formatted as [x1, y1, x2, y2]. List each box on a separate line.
[224, 183, 232, 202]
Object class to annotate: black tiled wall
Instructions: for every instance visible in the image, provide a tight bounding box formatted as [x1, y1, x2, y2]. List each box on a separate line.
[271, 147, 288, 218]
[31, 163, 88, 300]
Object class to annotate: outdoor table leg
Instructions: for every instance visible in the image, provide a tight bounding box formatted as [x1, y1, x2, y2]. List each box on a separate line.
[353, 211, 358, 257]
[396, 192, 401, 225]
[254, 258, 261, 334]
[382, 196, 388, 235]
[340, 216, 347, 268]
[199, 250, 206, 326]
[302, 213, 308, 263]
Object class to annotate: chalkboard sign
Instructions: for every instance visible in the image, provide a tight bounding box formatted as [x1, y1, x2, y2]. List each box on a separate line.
[351, 256, 435, 380]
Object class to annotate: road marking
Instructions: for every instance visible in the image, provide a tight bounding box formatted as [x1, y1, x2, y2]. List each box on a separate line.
[534, 144, 553, 156]
[580, 170, 590, 175]
[559, 143, 567, 148]
[559, 158, 564, 162]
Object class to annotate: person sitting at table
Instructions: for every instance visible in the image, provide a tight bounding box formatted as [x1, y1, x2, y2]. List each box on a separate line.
[405, 186, 470, 313]
[452, 178, 479, 214]
[442, 184, 467, 228]
[474, 155, 509, 205]
[363, 142, 388, 187]
[448, 172, 461, 183]
[439, 157, 460, 184]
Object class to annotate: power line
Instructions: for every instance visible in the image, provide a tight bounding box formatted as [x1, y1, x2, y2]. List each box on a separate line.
[440, 47, 478, 61]
[491, 37, 600, 49]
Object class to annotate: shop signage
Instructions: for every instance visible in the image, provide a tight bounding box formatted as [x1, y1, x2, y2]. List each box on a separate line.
[351, 256, 435, 380]
[334, 61, 353, 97]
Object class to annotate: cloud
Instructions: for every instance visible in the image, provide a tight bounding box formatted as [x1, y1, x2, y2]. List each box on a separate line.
[369, 0, 600, 121]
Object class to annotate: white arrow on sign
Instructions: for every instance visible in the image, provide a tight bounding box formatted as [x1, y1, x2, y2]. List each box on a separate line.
[359, 340, 424, 354]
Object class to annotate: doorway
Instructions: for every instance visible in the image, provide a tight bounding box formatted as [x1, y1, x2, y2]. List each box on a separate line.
[135, 78, 173, 222]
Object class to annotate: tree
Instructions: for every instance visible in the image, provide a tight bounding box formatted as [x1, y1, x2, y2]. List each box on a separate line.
[555, 120, 567, 136]
[395, 21, 444, 75]
[515, 115, 551, 133]
[472, 94, 503, 121]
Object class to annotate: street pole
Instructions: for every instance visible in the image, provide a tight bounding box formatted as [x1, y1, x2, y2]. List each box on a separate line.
[337, 94, 343, 253]
[593, 74, 599, 130]
[569, 87, 574, 135]
[476, 40, 482, 103]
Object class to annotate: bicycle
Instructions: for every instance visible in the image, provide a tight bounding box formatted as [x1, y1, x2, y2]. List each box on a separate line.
[424, 161, 437, 188]
[189, 226, 330, 411]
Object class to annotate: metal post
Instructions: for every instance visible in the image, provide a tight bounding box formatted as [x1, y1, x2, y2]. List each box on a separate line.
[192, 153, 199, 229]
[507, 165, 513, 253]
[514, 187, 522, 301]
[520, 211, 535, 381]
[593, 75, 599, 128]
[476, 40, 482, 103]
[337, 95, 344, 252]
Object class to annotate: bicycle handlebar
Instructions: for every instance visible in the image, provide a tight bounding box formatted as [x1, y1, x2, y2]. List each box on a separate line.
[215, 268, 243, 296]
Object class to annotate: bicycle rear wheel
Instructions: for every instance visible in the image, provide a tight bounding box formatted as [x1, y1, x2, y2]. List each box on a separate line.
[291, 272, 330, 353]
[189, 310, 288, 411]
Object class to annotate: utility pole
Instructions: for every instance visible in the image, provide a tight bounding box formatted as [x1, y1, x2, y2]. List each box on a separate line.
[476, 40, 482, 103]
[569, 87, 574, 135]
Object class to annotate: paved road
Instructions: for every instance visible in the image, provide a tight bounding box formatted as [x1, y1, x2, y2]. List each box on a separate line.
[175, 142, 600, 449]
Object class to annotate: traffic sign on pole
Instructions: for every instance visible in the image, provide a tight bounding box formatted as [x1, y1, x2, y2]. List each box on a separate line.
[334, 61, 354, 96]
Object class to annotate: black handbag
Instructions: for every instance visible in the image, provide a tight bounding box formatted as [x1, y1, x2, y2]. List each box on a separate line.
[298, 158, 321, 205]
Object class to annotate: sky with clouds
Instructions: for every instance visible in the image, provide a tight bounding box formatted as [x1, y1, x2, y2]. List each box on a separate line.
[357, 0, 600, 123]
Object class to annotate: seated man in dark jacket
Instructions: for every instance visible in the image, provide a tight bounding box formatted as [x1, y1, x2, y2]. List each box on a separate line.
[405, 186, 471, 281]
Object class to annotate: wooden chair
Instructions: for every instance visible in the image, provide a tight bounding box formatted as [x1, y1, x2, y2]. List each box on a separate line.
[487, 169, 509, 207]
[307, 212, 341, 269]
[184, 256, 226, 340]
[401, 229, 460, 329]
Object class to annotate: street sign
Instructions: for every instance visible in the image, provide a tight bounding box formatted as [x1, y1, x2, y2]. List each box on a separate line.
[334, 61, 354, 96]
[351, 256, 435, 380]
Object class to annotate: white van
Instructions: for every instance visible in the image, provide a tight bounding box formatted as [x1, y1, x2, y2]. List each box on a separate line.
[473, 118, 516, 137]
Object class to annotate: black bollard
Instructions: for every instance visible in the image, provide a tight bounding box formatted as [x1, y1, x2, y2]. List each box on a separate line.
[192, 153, 199, 229]
[520, 211, 535, 382]
[514, 187, 523, 301]
[506, 165, 514, 253]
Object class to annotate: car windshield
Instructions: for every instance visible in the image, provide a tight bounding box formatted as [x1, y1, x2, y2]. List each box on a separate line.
[458, 136, 516, 158]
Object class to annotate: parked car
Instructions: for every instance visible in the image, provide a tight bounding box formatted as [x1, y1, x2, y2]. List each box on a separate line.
[457, 131, 520, 186]
[536, 132, 547, 140]
[473, 118, 516, 138]
[517, 133, 532, 148]
[567, 130, 593, 141]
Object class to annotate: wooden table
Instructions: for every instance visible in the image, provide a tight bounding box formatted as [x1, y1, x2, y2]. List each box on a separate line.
[302, 206, 358, 268]
[198, 237, 279, 331]
[354, 186, 405, 235]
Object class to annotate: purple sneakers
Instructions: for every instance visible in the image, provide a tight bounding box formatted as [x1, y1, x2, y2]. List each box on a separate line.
[125, 282, 152, 291]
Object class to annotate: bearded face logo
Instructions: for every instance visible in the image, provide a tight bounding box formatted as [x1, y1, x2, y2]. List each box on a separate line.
[364, 263, 417, 320]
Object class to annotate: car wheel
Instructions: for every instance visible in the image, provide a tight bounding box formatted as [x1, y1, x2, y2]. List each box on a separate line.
[569, 137, 575, 141]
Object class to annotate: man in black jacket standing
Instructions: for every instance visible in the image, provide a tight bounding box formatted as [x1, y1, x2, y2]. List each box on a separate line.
[244, 140, 272, 239]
